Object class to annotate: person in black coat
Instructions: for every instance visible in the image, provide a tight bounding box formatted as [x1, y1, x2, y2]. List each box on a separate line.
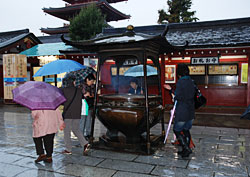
[164, 63, 195, 158]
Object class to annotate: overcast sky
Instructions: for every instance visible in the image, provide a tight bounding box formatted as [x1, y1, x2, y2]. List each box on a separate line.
[1, 0, 250, 36]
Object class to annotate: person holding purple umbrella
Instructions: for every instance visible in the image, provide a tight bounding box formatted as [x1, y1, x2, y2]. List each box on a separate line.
[12, 81, 67, 163]
[32, 108, 65, 163]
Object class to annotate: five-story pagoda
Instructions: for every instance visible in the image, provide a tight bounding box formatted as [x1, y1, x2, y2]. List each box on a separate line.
[41, 0, 130, 35]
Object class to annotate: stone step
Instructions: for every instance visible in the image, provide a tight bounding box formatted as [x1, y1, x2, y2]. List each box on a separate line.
[164, 105, 249, 129]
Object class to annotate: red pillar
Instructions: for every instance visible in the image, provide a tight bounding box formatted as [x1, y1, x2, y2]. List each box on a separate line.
[247, 54, 250, 106]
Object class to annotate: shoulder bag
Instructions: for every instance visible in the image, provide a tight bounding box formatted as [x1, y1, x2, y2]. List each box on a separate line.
[194, 84, 207, 109]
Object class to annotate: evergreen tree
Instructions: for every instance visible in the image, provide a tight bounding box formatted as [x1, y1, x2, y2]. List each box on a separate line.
[69, 4, 108, 41]
[158, 0, 198, 24]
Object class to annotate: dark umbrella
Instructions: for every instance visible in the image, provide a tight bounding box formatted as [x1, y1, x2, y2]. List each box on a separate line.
[12, 81, 66, 110]
[241, 105, 250, 120]
[62, 67, 96, 87]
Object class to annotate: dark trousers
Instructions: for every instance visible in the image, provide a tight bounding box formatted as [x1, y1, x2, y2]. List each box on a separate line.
[33, 133, 55, 157]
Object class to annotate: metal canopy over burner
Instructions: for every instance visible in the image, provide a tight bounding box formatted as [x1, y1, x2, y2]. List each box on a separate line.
[62, 25, 186, 154]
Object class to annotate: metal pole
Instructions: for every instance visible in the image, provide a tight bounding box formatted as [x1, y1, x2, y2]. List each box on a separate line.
[55, 75, 57, 87]
[143, 51, 150, 154]
[160, 54, 165, 137]
[90, 57, 101, 144]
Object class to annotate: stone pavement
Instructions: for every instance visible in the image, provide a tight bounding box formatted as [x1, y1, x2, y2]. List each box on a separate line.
[0, 104, 250, 177]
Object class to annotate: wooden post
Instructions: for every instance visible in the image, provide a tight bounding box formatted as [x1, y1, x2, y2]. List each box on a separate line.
[116, 65, 120, 94]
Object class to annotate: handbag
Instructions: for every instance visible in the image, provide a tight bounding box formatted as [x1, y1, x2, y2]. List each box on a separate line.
[194, 85, 207, 109]
[81, 99, 89, 116]
[62, 88, 77, 119]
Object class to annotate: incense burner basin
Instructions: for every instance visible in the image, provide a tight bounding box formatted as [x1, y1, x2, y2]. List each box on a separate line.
[97, 94, 163, 143]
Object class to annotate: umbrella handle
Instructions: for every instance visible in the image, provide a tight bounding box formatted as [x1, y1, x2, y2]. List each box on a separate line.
[164, 100, 177, 144]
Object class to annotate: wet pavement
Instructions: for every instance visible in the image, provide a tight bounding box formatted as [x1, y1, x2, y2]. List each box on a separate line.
[0, 104, 250, 177]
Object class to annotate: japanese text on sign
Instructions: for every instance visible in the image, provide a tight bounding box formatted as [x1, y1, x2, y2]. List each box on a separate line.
[191, 57, 219, 65]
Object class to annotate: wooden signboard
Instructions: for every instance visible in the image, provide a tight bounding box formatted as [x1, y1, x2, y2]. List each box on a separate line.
[189, 65, 206, 75]
[3, 54, 27, 100]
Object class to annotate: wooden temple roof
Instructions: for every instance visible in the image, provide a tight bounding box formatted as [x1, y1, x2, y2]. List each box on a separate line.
[43, 0, 130, 22]
[62, 0, 127, 4]
[0, 29, 41, 51]
[101, 17, 250, 49]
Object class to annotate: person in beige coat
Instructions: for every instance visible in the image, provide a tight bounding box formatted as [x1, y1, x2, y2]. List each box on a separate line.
[31, 107, 65, 163]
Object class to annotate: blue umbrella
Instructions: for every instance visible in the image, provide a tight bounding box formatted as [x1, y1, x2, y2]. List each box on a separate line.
[33, 59, 86, 77]
[124, 64, 157, 77]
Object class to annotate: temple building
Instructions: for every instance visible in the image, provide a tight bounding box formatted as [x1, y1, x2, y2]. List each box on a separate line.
[74, 17, 250, 107]
[41, 0, 130, 35]
[17, 16, 250, 108]
[0, 29, 41, 100]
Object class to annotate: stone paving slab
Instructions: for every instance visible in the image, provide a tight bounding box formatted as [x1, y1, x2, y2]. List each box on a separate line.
[56, 163, 116, 177]
[0, 151, 24, 164]
[0, 163, 30, 177]
[113, 171, 158, 177]
[15, 169, 75, 177]
[89, 149, 138, 161]
[12, 155, 66, 172]
[8, 147, 37, 158]
[151, 166, 214, 177]
[134, 155, 189, 168]
[97, 159, 155, 174]
[60, 153, 105, 166]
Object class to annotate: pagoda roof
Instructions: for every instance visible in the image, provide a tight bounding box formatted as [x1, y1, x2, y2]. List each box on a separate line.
[41, 26, 69, 35]
[63, 0, 127, 4]
[38, 34, 70, 44]
[0, 29, 41, 50]
[101, 17, 250, 48]
[43, 0, 130, 22]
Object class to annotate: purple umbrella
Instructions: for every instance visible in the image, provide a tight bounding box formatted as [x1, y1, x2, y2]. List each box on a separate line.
[12, 81, 66, 110]
[164, 100, 177, 144]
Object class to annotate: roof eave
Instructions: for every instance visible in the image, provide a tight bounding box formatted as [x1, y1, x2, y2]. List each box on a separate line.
[43, 1, 130, 21]
[0, 33, 41, 50]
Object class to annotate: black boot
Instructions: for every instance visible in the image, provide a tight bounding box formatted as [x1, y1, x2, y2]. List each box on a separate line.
[183, 129, 191, 148]
[174, 130, 192, 158]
